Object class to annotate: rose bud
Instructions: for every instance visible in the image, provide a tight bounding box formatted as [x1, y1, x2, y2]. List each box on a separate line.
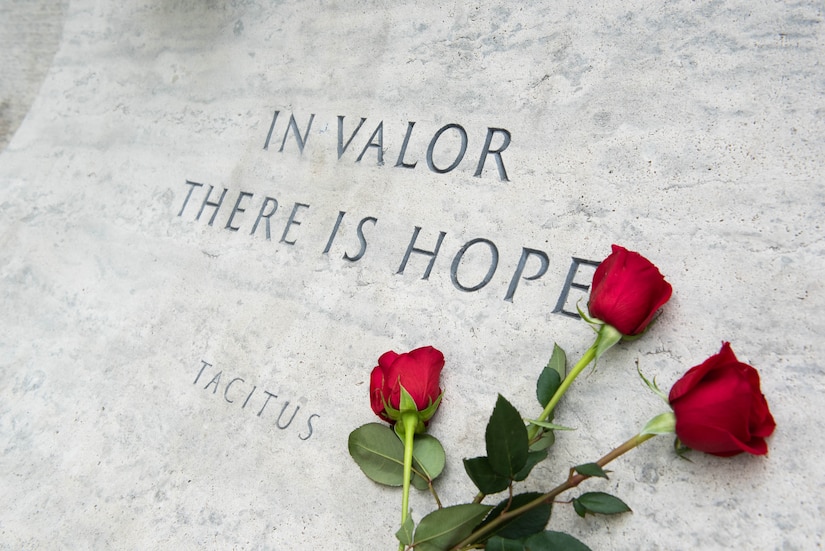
[370, 346, 445, 426]
[588, 245, 673, 337]
[669, 342, 776, 457]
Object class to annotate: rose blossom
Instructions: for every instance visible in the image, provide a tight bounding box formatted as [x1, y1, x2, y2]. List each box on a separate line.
[370, 346, 444, 424]
[669, 342, 776, 457]
[588, 245, 673, 336]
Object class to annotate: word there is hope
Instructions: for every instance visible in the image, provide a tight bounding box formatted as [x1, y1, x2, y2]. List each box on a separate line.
[177, 180, 598, 315]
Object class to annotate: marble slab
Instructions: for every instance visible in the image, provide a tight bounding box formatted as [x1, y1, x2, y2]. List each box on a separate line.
[1, 1, 823, 549]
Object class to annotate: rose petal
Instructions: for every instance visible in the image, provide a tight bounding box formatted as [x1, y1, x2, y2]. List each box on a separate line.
[369, 365, 389, 420]
[588, 245, 672, 336]
[670, 342, 775, 456]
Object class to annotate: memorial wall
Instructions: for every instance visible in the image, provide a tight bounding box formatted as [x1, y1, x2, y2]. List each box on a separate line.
[1, 1, 823, 549]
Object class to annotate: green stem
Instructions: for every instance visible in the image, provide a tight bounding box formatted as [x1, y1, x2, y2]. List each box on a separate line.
[528, 342, 598, 441]
[399, 413, 418, 550]
[451, 432, 658, 550]
[428, 480, 443, 509]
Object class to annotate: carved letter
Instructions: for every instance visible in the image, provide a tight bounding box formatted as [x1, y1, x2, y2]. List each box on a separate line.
[178, 180, 204, 217]
[204, 371, 222, 394]
[225, 191, 254, 232]
[250, 197, 279, 239]
[394, 121, 418, 168]
[263, 110, 280, 150]
[279, 113, 315, 153]
[504, 247, 550, 302]
[356, 121, 385, 165]
[397, 226, 446, 280]
[196, 185, 228, 226]
[474, 127, 511, 181]
[242, 385, 257, 409]
[300, 414, 320, 440]
[426, 124, 468, 174]
[450, 238, 499, 292]
[344, 216, 378, 262]
[322, 211, 346, 254]
[275, 402, 300, 429]
[553, 257, 600, 318]
[193, 360, 212, 385]
[280, 202, 310, 245]
[257, 390, 278, 417]
[337, 116, 367, 159]
[224, 377, 245, 403]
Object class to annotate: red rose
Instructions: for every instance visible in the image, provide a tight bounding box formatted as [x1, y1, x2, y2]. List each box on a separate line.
[370, 346, 445, 424]
[588, 245, 673, 336]
[669, 342, 776, 457]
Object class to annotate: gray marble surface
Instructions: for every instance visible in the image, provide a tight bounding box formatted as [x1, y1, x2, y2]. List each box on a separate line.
[0, 0, 67, 150]
[1, 1, 823, 549]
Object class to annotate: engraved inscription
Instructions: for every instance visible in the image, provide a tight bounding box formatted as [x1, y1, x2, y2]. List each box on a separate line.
[193, 360, 320, 441]
[177, 182, 598, 312]
[263, 111, 512, 181]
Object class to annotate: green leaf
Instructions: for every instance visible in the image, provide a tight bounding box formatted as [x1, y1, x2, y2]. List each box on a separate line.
[348, 423, 431, 489]
[536, 345, 566, 407]
[513, 450, 548, 481]
[478, 492, 551, 541]
[347, 423, 406, 486]
[486, 395, 529, 478]
[549, 343, 567, 378]
[411, 472, 430, 490]
[573, 463, 608, 479]
[413, 434, 446, 483]
[412, 503, 493, 551]
[486, 536, 526, 551]
[524, 530, 593, 551]
[529, 431, 555, 452]
[535, 369, 561, 409]
[396, 515, 414, 545]
[574, 492, 632, 516]
[572, 499, 587, 518]
[464, 456, 510, 495]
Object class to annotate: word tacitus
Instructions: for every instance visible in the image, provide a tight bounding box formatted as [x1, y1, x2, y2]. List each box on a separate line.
[193, 360, 319, 441]
[178, 181, 599, 315]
